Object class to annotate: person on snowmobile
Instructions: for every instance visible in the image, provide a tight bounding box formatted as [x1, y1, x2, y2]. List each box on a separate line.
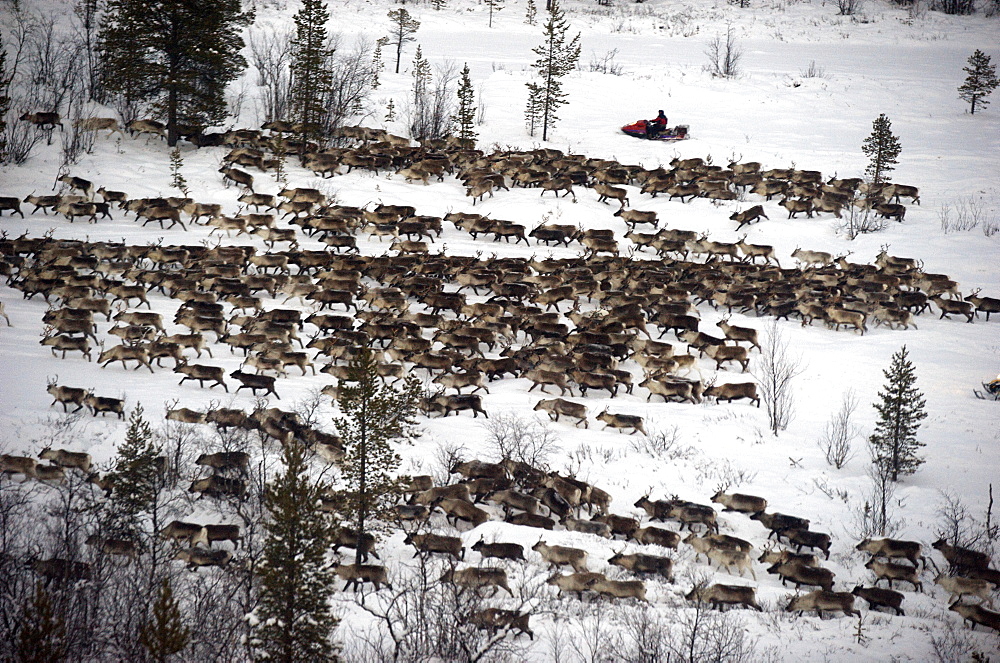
[646, 110, 668, 138]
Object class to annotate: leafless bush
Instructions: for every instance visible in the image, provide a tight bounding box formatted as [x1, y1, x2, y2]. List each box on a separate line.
[1, 100, 42, 164]
[850, 456, 902, 540]
[60, 101, 96, 166]
[248, 25, 294, 123]
[432, 441, 468, 486]
[322, 35, 375, 139]
[753, 319, 804, 436]
[588, 48, 624, 75]
[23, 13, 85, 119]
[348, 554, 530, 662]
[693, 457, 757, 492]
[929, 619, 991, 663]
[668, 582, 760, 663]
[704, 26, 743, 79]
[818, 390, 860, 469]
[939, 196, 996, 236]
[800, 60, 826, 78]
[629, 425, 696, 461]
[483, 411, 559, 470]
[408, 62, 456, 142]
[843, 204, 887, 239]
[569, 600, 623, 663]
[618, 605, 670, 663]
[936, 490, 996, 560]
[838, 0, 863, 14]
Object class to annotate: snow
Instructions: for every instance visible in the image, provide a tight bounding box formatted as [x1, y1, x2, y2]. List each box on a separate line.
[2, 0, 1000, 659]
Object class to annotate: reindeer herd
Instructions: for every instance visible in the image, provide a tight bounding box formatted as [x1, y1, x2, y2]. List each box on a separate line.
[2, 119, 1000, 644]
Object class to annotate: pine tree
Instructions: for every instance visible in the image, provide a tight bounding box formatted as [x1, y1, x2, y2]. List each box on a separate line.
[386, 8, 421, 75]
[290, 0, 334, 140]
[15, 583, 68, 663]
[485, 0, 505, 27]
[958, 49, 999, 115]
[385, 98, 396, 123]
[453, 63, 478, 145]
[526, 0, 581, 141]
[105, 404, 162, 543]
[525, 0, 538, 25]
[139, 578, 190, 663]
[869, 346, 927, 482]
[99, 0, 251, 146]
[524, 82, 543, 136]
[169, 147, 188, 195]
[254, 442, 339, 662]
[334, 347, 421, 565]
[861, 113, 902, 185]
[372, 37, 389, 90]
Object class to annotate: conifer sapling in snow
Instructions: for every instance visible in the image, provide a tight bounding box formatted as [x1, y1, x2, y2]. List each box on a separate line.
[140, 578, 189, 663]
[958, 49, 999, 115]
[869, 346, 927, 482]
[453, 63, 478, 145]
[861, 113, 901, 185]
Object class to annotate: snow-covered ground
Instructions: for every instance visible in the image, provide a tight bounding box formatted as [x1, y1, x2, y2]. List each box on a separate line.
[1, 0, 999, 659]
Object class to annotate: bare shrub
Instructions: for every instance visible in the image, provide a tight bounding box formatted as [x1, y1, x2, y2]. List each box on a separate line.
[588, 48, 624, 75]
[483, 411, 559, 470]
[752, 319, 804, 436]
[930, 619, 992, 663]
[247, 25, 294, 123]
[323, 36, 375, 139]
[408, 61, 456, 142]
[936, 490, 996, 560]
[432, 440, 468, 486]
[704, 26, 743, 79]
[668, 577, 760, 663]
[838, 0, 863, 15]
[800, 60, 826, 78]
[629, 425, 696, 461]
[693, 457, 757, 493]
[349, 554, 531, 662]
[842, 204, 887, 239]
[850, 455, 902, 540]
[818, 389, 860, 469]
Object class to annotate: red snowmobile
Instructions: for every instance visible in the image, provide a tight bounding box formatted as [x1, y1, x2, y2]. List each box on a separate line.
[621, 120, 689, 141]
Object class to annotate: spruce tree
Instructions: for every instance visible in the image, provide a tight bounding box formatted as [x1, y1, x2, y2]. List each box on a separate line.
[254, 442, 339, 662]
[861, 113, 902, 185]
[386, 8, 420, 75]
[139, 578, 190, 663]
[526, 0, 581, 141]
[15, 583, 68, 663]
[290, 0, 334, 140]
[372, 37, 388, 90]
[958, 49, 998, 115]
[105, 404, 162, 542]
[99, 0, 251, 146]
[454, 63, 477, 145]
[525, 0, 538, 25]
[485, 0, 505, 27]
[869, 346, 927, 482]
[334, 347, 421, 565]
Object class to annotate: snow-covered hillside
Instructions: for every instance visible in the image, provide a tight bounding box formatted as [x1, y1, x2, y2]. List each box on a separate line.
[1, 0, 999, 659]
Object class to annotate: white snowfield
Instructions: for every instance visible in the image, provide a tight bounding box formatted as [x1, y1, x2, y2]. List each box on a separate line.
[1, 0, 999, 659]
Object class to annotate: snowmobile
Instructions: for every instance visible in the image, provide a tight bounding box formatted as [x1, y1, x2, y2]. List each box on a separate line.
[621, 120, 689, 141]
[973, 379, 1000, 401]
